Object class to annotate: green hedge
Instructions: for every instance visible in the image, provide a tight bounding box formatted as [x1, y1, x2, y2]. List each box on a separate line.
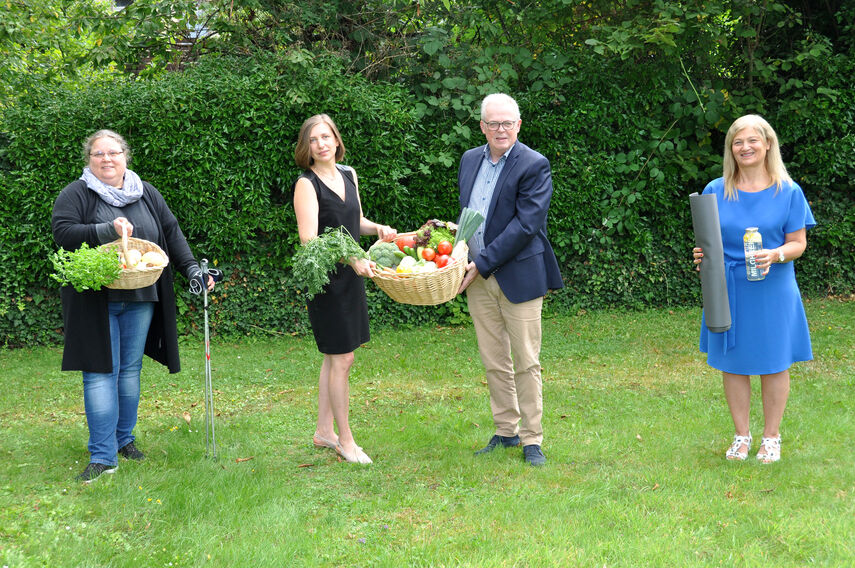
[2, 50, 853, 347]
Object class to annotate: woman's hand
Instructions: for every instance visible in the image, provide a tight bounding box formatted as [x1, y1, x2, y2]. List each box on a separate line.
[349, 257, 375, 277]
[377, 224, 397, 242]
[753, 248, 778, 276]
[692, 247, 703, 272]
[113, 217, 133, 237]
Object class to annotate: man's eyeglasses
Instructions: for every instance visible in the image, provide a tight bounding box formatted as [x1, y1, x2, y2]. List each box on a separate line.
[482, 120, 517, 131]
[90, 151, 124, 159]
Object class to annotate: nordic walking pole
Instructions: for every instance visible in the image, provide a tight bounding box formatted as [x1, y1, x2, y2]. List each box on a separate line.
[201, 258, 217, 459]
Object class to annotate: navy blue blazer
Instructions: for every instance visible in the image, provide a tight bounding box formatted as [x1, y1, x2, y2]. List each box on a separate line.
[458, 141, 564, 303]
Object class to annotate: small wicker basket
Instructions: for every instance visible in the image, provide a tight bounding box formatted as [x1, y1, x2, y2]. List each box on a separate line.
[370, 232, 467, 306]
[102, 231, 169, 290]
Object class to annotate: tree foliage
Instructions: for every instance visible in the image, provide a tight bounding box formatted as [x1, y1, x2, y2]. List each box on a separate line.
[1, 1, 853, 346]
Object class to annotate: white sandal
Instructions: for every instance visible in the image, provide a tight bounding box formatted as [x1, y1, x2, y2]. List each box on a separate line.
[757, 437, 781, 463]
[725, 433, 752, 461]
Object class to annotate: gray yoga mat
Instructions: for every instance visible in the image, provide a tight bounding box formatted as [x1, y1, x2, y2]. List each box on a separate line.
[689, 192, 731, 333]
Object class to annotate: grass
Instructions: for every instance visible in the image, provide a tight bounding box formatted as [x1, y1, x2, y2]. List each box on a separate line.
[1, 299, 853, 567]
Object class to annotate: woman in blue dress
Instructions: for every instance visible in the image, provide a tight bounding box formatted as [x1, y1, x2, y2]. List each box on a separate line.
[693, 114, 815, 463]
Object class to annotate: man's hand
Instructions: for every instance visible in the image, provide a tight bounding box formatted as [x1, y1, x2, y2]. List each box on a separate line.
[458, 261, 479, 294]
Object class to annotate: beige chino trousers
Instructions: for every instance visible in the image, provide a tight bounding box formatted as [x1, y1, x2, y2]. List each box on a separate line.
[467, 275, 544, 446]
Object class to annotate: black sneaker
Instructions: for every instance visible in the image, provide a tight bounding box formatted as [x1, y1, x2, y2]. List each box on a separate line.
[76, 462, 118, 483]
[118, 441, 145, 461]
[523, 444, 546, 466]
[474, 434, 521, 455]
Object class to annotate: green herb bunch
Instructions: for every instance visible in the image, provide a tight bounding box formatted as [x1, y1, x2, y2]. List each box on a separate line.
[51, 243, 122, 292]
[291, 226, 368, 300]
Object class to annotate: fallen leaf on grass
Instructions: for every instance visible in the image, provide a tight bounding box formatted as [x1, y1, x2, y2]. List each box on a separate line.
[297, 463, 314, 468]
[636, 434, 643, 442]
[235, 456, 254, 463]
[652, 483, 660, 491]
[182, 411, 191, 425]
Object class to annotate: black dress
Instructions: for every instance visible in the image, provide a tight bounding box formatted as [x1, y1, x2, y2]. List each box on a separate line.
[300, 166, 370, 354]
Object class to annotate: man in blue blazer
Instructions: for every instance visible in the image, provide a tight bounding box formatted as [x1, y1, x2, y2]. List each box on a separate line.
[457, 93, 564, 466]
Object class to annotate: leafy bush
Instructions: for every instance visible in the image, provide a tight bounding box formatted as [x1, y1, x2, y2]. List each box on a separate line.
[1, 42, 853, 347]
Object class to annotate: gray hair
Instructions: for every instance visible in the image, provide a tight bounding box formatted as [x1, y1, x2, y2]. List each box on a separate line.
[480, 93, 520, 121]
[83, 129, 131, 164]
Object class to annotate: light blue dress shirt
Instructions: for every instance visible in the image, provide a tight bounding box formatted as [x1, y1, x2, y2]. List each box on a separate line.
[466, 144, 514, 259]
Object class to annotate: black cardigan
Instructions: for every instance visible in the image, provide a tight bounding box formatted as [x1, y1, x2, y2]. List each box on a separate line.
[52, 179, 200, 373]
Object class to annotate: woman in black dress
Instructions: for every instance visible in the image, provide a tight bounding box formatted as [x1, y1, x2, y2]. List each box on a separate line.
[293, 114, 397, 464]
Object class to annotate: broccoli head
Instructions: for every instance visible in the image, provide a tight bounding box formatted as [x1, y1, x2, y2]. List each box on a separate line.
[368, 240, 403, 268]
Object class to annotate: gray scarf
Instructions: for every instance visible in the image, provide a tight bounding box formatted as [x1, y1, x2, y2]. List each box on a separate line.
[81, 167, 144, 207]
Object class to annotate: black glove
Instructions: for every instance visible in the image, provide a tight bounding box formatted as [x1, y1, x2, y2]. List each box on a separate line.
[188, 267, 223, 295]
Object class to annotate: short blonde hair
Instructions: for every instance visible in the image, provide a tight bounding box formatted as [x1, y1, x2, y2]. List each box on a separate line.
[83, 129, 131, 164]
[294, 114, 346, 170]
[722, 114, 790, 200]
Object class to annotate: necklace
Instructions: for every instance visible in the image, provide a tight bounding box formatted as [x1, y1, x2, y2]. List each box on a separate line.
[312, 168, 338, 185]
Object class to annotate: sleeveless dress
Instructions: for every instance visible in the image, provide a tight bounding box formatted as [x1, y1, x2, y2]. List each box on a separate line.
[299, 167, 370, 354]
[699, 178, 816, 375]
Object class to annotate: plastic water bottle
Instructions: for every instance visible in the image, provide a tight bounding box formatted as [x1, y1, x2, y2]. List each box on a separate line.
[743, 227, 764, 281]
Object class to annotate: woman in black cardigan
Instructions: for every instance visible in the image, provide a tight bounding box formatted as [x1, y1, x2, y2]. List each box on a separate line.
[52, 130, 214, 483]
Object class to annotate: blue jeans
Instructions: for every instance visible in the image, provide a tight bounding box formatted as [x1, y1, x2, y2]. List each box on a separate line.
[82, 301, 154, 465]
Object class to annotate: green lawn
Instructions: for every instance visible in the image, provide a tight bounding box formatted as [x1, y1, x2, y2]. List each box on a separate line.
[1, 300, 853, 567]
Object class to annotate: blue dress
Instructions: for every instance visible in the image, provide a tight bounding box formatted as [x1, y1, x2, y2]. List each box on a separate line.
[699, 178, 816, 375]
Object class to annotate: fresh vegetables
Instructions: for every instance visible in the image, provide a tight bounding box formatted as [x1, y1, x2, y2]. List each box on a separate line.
[396, 235, 415, 252]
[140, 251, 167, 267]
[403, 245, 419, 261]
[291, 226, 368, 300]
[453, 207, 485, 246]
[436, 240, 452, 256]
[421, 247, 435, 261]
[51, 243, 123, 292]
[368, 240, 405, 269]
[414, 219, 456, 250]
[395, 255, 437, 274]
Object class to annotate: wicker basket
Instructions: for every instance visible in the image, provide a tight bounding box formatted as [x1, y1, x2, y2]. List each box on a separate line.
[370, 232, 467, 306]
[101, 232, 169, 290]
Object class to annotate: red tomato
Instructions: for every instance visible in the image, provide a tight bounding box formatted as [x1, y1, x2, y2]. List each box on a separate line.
[435, 254, 450, 268]
[436, 240, 452, 256]
[397, 235, 415, 252]
[422, 247, 436, 261]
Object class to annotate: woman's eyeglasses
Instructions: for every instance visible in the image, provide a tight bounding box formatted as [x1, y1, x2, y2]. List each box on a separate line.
[90, 151, 124, 159]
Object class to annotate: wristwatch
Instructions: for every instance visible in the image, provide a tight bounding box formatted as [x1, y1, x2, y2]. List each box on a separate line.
[777, 248, 785, 263]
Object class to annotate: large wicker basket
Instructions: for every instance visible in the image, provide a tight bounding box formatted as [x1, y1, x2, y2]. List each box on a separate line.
[101, 232, 169, 290]
[370, 233, 467, 306]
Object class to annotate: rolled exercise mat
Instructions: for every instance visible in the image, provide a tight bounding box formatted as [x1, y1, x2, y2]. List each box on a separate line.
[689, 192, 731, 332]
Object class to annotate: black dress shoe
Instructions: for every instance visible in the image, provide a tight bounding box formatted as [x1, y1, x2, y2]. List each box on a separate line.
[523, 444, 546, 466]
[475, 434, 521, 455]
